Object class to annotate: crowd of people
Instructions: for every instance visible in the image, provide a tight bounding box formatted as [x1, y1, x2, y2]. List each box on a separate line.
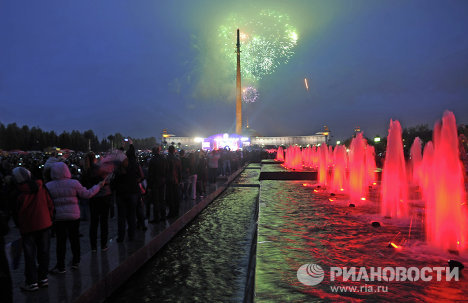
[0, 143, 259, 300]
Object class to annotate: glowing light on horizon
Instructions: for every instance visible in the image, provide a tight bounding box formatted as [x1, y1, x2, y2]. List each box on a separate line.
[304, 78, 309, 91]
[218, 9, 298, 81]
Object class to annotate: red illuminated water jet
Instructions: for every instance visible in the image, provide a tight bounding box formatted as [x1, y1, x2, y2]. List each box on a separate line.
[425, 111, 467, 251]
[275, 146, 284, 162]
[331, 145, 347, 193]
[366, 145, 376, 186]
[284, 145, 302, 170]
[318, 144, 329, 185]
[420, 142, 434, 202]
[302, 146, 311, 167]
[348, 133, 367, 203]
[409, 137, 423, 187]
[381, 120, 408, 218]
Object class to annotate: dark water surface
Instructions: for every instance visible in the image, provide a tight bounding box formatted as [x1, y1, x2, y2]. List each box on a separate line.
[107, 168, 259, 303]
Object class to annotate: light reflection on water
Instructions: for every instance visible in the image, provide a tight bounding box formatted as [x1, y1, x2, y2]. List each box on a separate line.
[256, 180, 468, 302]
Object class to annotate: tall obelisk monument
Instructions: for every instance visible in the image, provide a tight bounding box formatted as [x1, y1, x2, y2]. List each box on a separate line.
[235, 29, 242, 135]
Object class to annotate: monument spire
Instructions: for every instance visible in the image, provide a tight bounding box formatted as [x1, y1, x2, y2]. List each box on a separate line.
[235, 28, 242, 135]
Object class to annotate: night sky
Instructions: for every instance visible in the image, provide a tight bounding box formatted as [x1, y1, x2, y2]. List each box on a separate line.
[1, 0, 468, 142]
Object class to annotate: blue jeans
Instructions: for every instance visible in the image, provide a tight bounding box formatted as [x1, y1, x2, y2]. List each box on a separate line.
[116, 193, 138, 240]
[22, 228, 50, 284]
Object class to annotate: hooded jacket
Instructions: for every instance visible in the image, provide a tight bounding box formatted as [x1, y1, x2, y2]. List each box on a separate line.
[46, 162, 101, 221]
[15, 180, 54, 235]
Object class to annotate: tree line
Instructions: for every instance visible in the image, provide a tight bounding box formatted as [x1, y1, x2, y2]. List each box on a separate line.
[0, 122, 157, 152]
[343, 124, 468, 157]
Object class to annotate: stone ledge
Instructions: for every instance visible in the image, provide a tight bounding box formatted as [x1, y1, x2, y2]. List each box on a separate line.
[259, 171, 317, 181]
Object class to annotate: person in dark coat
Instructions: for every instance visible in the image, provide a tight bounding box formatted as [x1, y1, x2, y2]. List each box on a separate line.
[0, 175, 13, 301]
[186, 152, 198, 200]
[113, 144, 143, 241]
[196, 151, 208, 197]
[147, 145, 167, 223]
[179, 150, 190, 200]
[166, 146, 181, 218]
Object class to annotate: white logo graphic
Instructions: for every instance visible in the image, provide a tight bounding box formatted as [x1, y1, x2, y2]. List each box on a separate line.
[297, 264, 325, 286]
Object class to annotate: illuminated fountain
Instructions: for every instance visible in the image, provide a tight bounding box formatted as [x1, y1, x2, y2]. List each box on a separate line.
[311, 145, 318, 168]
[366, 144, 376, 186]
[330, 145, 347, 193]
[302, 146, 313, 168]
[328, 145, 334, 167]
[278, 111, 467, 253]
[348, 133, 367, 203]
[381, 120, 408, 218]
[409, 137, 423, 187]
[420, 141, 434, 202]
[275, 146, 284, 162]
[317, 144, 329, 185]
[425, 111, 467, 251]
[283, 145, 302, 170]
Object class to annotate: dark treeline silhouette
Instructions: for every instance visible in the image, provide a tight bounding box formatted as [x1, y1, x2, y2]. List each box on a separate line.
[343, 123, 468, 158]
[0, 122, 157, 152]
[342, 124, 433, 157]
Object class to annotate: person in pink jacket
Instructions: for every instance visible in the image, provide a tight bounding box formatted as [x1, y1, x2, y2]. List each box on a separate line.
[46, 162, 105, 273]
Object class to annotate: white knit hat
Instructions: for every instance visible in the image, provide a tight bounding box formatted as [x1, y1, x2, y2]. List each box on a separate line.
[12, 167, 31, 183]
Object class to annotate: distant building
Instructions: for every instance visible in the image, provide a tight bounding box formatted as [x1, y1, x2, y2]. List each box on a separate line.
[161, 133, 327, 151]
[251, 135, 326, 147]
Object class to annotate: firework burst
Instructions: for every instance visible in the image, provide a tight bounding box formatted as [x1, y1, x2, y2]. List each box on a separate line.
[242, 86, 259, 103]
[218, 9, 298, 82]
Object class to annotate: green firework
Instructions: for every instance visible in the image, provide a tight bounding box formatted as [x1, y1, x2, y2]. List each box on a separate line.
[218, 9, 298, 82]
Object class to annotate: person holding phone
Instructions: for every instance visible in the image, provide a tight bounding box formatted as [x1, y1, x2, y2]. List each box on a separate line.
[81, 153, 113, 252]
[46, 162, 105, 273]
